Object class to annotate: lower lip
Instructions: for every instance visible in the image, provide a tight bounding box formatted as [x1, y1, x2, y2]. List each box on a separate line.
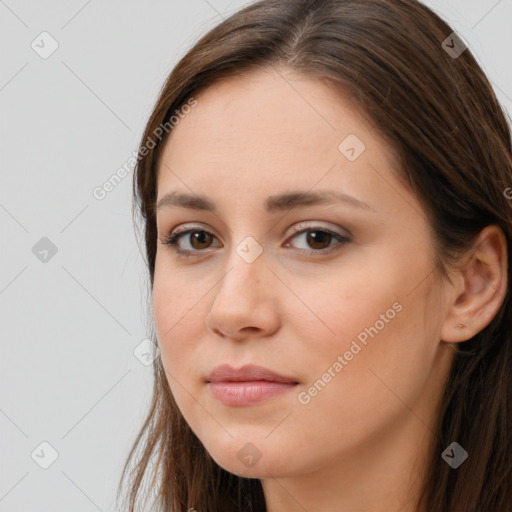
[208, 381, 298, 406]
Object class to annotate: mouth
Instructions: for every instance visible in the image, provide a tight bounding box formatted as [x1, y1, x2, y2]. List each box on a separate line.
[205, 364, 299, 406]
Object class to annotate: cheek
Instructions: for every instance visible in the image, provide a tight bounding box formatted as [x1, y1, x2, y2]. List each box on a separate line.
[288, 309, 432, 469]
[291, 271, 435, 422]
[288, 267, 400, 360]
[152, 272, 202, 382]
[153, 257, 198, 339]
[153, 291, 206, 432]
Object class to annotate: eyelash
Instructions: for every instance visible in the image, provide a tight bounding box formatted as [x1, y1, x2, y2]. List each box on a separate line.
[160, 224, 351, 258]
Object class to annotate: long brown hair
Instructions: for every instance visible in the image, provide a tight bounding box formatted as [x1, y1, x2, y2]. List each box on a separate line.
[116, 1, 512, 510]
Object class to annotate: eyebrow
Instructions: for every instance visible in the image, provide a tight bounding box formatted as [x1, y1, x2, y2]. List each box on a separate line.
[155, 190, 374, 214]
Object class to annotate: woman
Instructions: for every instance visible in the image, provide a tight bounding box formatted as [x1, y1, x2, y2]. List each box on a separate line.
[117, 0, 512, 510]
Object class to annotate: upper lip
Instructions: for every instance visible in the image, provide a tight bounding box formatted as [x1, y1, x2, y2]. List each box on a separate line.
[206, 364, 298, 383]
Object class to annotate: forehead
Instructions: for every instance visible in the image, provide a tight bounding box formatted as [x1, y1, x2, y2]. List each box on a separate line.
[156, 67, 402, 214]
[161, 68, 377, 156]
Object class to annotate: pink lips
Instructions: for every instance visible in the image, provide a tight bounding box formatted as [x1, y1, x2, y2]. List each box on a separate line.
[206, 364, 298, 406]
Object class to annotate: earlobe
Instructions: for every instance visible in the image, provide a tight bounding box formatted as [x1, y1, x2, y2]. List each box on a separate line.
[440, 225, 508, 343]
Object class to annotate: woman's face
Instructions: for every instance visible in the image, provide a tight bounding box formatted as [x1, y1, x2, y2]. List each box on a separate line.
[152, 67, 456, 480]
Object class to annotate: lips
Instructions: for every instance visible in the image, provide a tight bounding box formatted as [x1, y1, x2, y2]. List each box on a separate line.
[205, 363, 298, 384]
[205, 364, 299, 406]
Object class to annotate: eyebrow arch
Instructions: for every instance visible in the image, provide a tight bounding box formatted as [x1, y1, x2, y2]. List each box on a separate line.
[155, 189, 374, 214]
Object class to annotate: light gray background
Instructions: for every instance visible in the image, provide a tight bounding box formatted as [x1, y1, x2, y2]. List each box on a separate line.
[0, 1, 510, 511]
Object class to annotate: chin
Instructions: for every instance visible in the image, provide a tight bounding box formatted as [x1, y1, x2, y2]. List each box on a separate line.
[203, 438, 299, 480]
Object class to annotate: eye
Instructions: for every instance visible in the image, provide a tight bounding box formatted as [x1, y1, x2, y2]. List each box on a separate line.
[285, 225, 350, 254]
[160, 227, 221, 257]
[159, 223, 350, 257]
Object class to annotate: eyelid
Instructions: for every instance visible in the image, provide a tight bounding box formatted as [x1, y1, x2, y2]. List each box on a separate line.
[288, 220, 350, 238]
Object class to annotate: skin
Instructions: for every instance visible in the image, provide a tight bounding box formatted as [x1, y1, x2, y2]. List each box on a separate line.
[152, 66, 508, 512]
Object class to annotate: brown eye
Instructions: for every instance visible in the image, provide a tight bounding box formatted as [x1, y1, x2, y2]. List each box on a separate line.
[188, 231, 214, 250]
[305, 230, 334, 250]
[286, 227, 350, 254]
[162, 228, 220, 257]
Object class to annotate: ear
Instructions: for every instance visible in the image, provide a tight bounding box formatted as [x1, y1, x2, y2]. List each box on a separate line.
[441, 225, 508, 343]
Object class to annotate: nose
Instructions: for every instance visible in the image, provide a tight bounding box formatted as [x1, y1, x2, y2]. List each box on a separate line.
[205, 249, 280, 341]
